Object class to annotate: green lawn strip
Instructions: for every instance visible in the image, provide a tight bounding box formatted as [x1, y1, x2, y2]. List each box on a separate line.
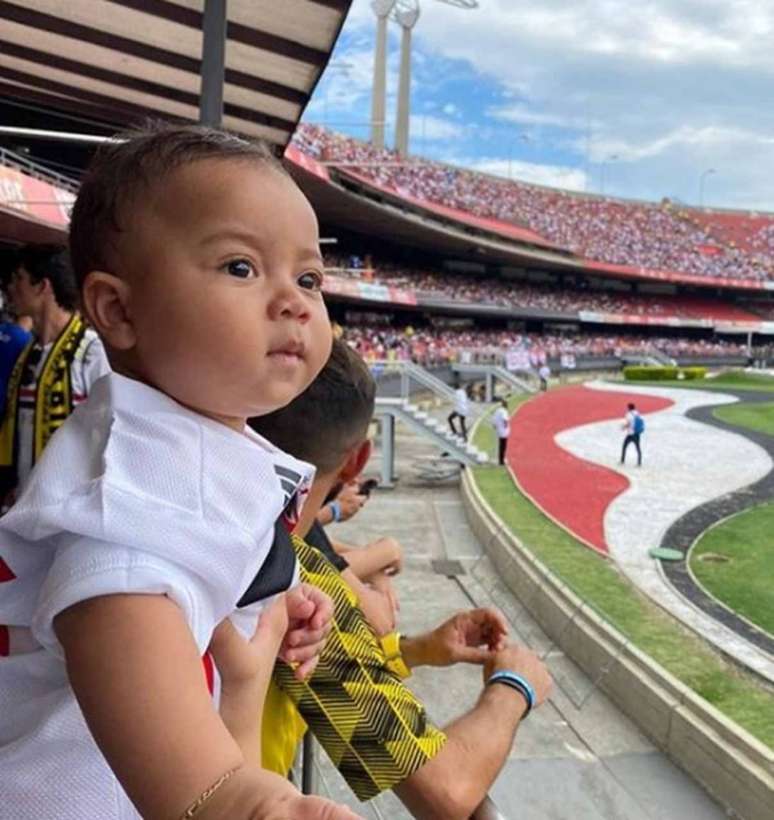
[628, 370, 774, 394]
[470, 398, 774, 748]
[690, 504, 774, 636]
[713, 401, 774, 436]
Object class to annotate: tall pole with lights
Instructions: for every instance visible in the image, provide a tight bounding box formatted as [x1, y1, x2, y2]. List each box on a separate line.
[370, 0, 396, 148]
[370, 0, 478, 152]
[394, 0, 420, 155]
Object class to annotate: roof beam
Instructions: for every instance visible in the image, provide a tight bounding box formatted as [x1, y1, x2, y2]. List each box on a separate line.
[0, 63, 295, 136]
[0, 2, 308, 105]
[110, 0, 330, 66]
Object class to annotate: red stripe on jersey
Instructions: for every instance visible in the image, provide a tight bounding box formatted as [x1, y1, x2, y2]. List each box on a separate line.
[0, 557, 16, 582]
[202, 651, 215, 695]
[0, 625, 8, 656]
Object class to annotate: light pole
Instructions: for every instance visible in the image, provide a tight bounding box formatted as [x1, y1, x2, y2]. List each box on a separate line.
[699, 168, 716, 207]
[369, 0, 396, 149]
[599, 153, 618, 195]
[394, 0, 421, 156]
[370, 0, 478, 153]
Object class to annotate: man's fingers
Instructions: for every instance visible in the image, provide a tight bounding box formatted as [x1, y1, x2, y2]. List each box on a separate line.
[455, 645, 492, 665]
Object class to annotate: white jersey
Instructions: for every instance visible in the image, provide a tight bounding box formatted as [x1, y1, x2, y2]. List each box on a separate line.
[16, 327, 110, 491]
[453, 387, 469, 416]
[0, 372, 312, 819]
[492, 406, 510, 439]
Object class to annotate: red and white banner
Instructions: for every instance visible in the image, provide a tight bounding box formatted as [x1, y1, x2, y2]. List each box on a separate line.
[323, 274, 417, 306]
[0, 165, 74, 228]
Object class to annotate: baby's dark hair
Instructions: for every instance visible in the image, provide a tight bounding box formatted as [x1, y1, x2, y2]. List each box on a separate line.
[69, 122, 285, 288]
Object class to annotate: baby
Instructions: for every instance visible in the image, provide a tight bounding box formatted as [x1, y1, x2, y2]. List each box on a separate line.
[0, 125, 358, 819]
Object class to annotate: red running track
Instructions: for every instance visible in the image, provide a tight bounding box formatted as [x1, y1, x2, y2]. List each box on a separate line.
[506, 385, 673, 554]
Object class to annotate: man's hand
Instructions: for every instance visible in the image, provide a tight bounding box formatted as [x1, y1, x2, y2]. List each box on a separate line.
[483, 644, 552, 710]
[403, 608, 509, 668]
[279, 584, 334, 680]
[336, 480, 368, 522]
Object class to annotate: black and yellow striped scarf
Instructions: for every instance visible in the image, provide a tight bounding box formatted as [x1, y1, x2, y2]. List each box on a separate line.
[0, 312, 86, 492]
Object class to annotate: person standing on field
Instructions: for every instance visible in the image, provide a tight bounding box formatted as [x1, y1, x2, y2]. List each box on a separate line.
[621, 402, 644, 467]
[492, 398, 510, 466]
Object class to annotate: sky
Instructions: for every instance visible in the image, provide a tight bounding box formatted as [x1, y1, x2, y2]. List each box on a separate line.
[303, 0, 774, 211]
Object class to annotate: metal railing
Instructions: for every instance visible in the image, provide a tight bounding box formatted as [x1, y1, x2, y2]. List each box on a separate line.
[0, 146, 80, 194]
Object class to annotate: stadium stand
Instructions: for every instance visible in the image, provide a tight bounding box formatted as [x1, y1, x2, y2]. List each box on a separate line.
[324, 252, 763, 323]
[294, 124, 774, 283]
[342, 324, 750, 368]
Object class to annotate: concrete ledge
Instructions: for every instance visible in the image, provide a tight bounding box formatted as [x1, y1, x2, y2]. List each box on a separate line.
[461, 469, 774, 820]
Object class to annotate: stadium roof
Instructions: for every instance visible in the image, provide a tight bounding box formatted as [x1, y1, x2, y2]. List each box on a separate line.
[0, 0, 351, 149]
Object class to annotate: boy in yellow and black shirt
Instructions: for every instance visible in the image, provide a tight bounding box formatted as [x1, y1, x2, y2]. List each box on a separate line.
[251, 339, 545, 814]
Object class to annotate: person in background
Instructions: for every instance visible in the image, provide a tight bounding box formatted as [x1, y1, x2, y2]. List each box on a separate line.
[538, 363, 551, 391]
[251, 339, 552, 817]
[0, 313, 32, 419]
[0, 245, 110, 501]
[492, 397, 511, 466]
[621, 401, 644, 467]
[448, 379, 470, 441]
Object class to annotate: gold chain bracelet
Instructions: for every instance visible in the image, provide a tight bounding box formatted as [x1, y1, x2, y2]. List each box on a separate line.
[180, 768, 238, 819]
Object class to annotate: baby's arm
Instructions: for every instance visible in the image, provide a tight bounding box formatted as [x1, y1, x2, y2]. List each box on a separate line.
[209, 596, 288, 767]
[55, 593, 357, 819]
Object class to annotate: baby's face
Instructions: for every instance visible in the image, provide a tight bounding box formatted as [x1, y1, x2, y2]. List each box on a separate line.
[118, 158, 332, 425]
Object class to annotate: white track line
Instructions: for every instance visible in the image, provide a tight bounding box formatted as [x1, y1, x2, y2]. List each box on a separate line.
[555, 381, 774, 682]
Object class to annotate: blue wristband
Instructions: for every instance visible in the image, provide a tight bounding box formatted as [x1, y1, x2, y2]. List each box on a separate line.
[328, 500, 342, 523]
[487, 670, 536, 717]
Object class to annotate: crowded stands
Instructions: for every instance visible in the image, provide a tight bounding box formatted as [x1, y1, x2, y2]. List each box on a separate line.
[324, 251, 767, 322]
[341, 323, 750, 367]
[295, 125, 774, 283]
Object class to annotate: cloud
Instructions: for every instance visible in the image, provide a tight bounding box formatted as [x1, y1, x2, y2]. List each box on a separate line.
[315, 0, 774, 209]
[409, 114, 463, 141]
[454, 156, 589, 192]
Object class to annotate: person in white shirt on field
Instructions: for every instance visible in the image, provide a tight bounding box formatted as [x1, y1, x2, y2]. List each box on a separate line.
[491, 398, 511, 466]
[538, 363, 551, 391]
[621, 402, 644, 466]
[448, 380, 470, 441]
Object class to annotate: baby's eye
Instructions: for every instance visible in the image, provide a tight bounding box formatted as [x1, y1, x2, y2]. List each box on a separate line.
[224, 259, 256, 279]
[298, 270, 323, 291]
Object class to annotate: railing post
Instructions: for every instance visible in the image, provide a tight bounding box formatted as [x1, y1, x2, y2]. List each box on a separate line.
[485, 371, 494, 403]
[379, 412, 396, 487]
[470, 795, 508, 819]
[300, 733, 317, 794]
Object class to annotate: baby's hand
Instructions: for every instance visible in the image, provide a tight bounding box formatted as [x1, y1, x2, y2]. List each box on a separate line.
[209, 594, 288, 689]
[279, 584, 334, 681]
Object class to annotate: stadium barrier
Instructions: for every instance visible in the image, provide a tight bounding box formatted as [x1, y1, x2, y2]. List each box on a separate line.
[460, 468, 774, 820]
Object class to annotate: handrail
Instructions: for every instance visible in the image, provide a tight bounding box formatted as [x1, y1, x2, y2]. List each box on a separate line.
[471, 796, 508, 819]
[0, 146, 80, 194]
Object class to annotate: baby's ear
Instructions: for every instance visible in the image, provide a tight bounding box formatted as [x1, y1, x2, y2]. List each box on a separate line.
[81, 271, 136, 350]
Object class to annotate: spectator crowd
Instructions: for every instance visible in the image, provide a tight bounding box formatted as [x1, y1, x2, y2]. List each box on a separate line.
[325, 252, 769, 322]
[341, 323, 750, 367]
[295, 125, 774, 283]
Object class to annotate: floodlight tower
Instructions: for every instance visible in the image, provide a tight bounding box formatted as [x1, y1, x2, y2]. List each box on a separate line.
[391, 0, 479, 155]
[370, 0, 397, 149]
[393, 1, 421, 156]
